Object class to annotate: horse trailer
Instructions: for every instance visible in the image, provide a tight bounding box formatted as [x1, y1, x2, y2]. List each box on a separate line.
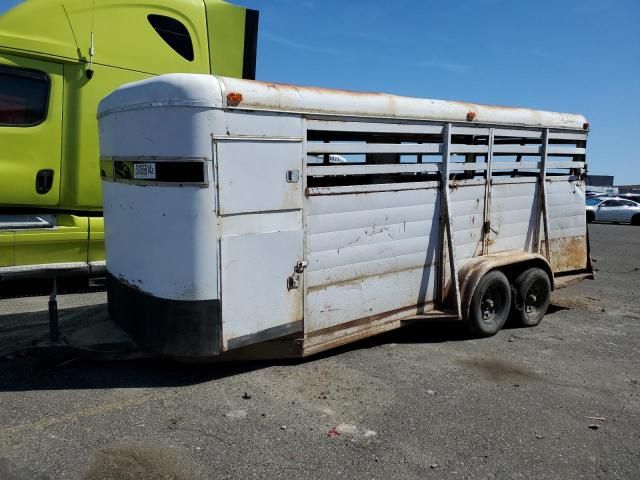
[98, 74, 593, 359]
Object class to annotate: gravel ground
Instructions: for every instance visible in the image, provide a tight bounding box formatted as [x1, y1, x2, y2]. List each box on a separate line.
[0, 223, 638, 480]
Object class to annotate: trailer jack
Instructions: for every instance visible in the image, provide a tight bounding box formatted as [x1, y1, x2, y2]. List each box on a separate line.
[48, 278, 60, 343]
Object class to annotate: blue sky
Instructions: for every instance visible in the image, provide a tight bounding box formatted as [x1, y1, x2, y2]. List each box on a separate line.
[239, 0, 640, 184]
[0, 0, 23, 13]
[2, 0, 638, 183]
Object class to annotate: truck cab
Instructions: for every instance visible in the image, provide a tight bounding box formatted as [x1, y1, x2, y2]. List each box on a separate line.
[0, 0, 258, 279]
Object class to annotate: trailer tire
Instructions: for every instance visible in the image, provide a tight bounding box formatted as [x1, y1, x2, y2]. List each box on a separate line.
[632, 214, 640, 226]
[586, 211, 595, 223]
[511, 267, 551, 327]
[467, 270, 511, 337]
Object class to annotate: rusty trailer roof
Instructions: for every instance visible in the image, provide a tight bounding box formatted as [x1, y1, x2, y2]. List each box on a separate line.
[99, 73, 587, 130]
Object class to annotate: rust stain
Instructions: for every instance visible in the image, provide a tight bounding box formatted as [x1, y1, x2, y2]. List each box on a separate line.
[309, 303, 426, 339]
[225, 78, 575, 114]
[303, 318, 402, 357]
[236, 78, 392, 98]
[545, 235, 587, 272]
[302, 302, 442, 356]
[553, 272, 594, 290]
[307, 262, 431, 293]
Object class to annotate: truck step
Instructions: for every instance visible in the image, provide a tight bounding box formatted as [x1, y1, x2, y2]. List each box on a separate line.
[0, 214, 55, 230]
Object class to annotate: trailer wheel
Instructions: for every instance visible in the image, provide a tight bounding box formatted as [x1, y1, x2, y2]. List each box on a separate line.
[511, 268, 551, 327]
[467, 270, 511, 337]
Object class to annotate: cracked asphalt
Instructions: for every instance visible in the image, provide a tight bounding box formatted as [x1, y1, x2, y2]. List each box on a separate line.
[0, 223, 638, 479]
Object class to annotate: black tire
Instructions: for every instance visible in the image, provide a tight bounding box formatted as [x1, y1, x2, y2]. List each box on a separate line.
[467, 270, 511, 337]
[632, 214, 640, 226]
[586, 211, 595, 223]
[511, 267, 551, 327]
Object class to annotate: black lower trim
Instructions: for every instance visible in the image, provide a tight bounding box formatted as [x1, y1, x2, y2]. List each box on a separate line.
[107, 273, 221, 357]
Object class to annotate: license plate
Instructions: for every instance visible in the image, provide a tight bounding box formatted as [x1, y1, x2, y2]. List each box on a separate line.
[134, 163, 156, 180]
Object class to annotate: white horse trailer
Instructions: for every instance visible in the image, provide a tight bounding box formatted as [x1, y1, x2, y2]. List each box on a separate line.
[98, 74, 593, 359]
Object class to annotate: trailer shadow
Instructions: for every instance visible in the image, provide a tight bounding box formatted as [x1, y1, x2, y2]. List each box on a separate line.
[0, 316, 473, 394]
[0, 301, 570, 393]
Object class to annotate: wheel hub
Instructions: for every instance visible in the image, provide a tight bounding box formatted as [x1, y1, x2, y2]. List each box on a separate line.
[481, 297, 496, 321]
[524, 284, 543, 315]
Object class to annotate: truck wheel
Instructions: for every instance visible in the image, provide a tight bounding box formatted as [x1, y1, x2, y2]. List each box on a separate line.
[586, 211, 595, 223]
[511, 268, 551, 327]
[467, 270, 511, 337]
[632, 214, 640, 226]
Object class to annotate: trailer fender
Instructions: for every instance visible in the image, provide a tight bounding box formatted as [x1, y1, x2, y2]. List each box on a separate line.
[457, 252, 553, 321]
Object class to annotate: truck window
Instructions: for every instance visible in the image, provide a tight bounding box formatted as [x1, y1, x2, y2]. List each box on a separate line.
[148, 15, 194, 62]
[0, 66, 49, 126]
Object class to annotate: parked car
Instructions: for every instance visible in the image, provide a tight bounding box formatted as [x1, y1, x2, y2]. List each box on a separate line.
[586, 191, 610, 198]
[585, 197, 640, 225]
[619, 193, 640, 203]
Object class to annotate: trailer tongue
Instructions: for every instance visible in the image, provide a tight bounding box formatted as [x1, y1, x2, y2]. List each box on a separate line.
[98, 74, 592, 359]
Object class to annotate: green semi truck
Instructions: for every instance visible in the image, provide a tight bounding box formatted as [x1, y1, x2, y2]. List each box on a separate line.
[0, 0, 258, 278]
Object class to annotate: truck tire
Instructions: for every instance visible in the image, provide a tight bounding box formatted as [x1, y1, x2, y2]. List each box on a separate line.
[511, 267, 551, 327]
[632, 214, 640, 226]
[467, 270, 511, 337]
[586, 211, 595, 223]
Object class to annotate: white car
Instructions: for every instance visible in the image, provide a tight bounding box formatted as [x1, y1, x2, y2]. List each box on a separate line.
[585, 197, 640, 225]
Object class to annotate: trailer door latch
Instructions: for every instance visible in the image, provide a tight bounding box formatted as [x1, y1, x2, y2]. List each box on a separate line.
[286, 169, 300, 183]
[287, 274, 301, 290]
[288, 261, 307, 290]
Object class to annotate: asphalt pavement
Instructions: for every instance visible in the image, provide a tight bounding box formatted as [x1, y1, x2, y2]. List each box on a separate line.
[0, 223, 638, 480]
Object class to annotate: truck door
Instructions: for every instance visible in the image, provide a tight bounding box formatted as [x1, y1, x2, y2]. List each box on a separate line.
[0, 55, 62, 206]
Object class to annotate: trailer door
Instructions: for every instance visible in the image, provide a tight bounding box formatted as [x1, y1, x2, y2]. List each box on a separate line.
[0, 54, 62, 206]
[214, 136, 304, 351]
